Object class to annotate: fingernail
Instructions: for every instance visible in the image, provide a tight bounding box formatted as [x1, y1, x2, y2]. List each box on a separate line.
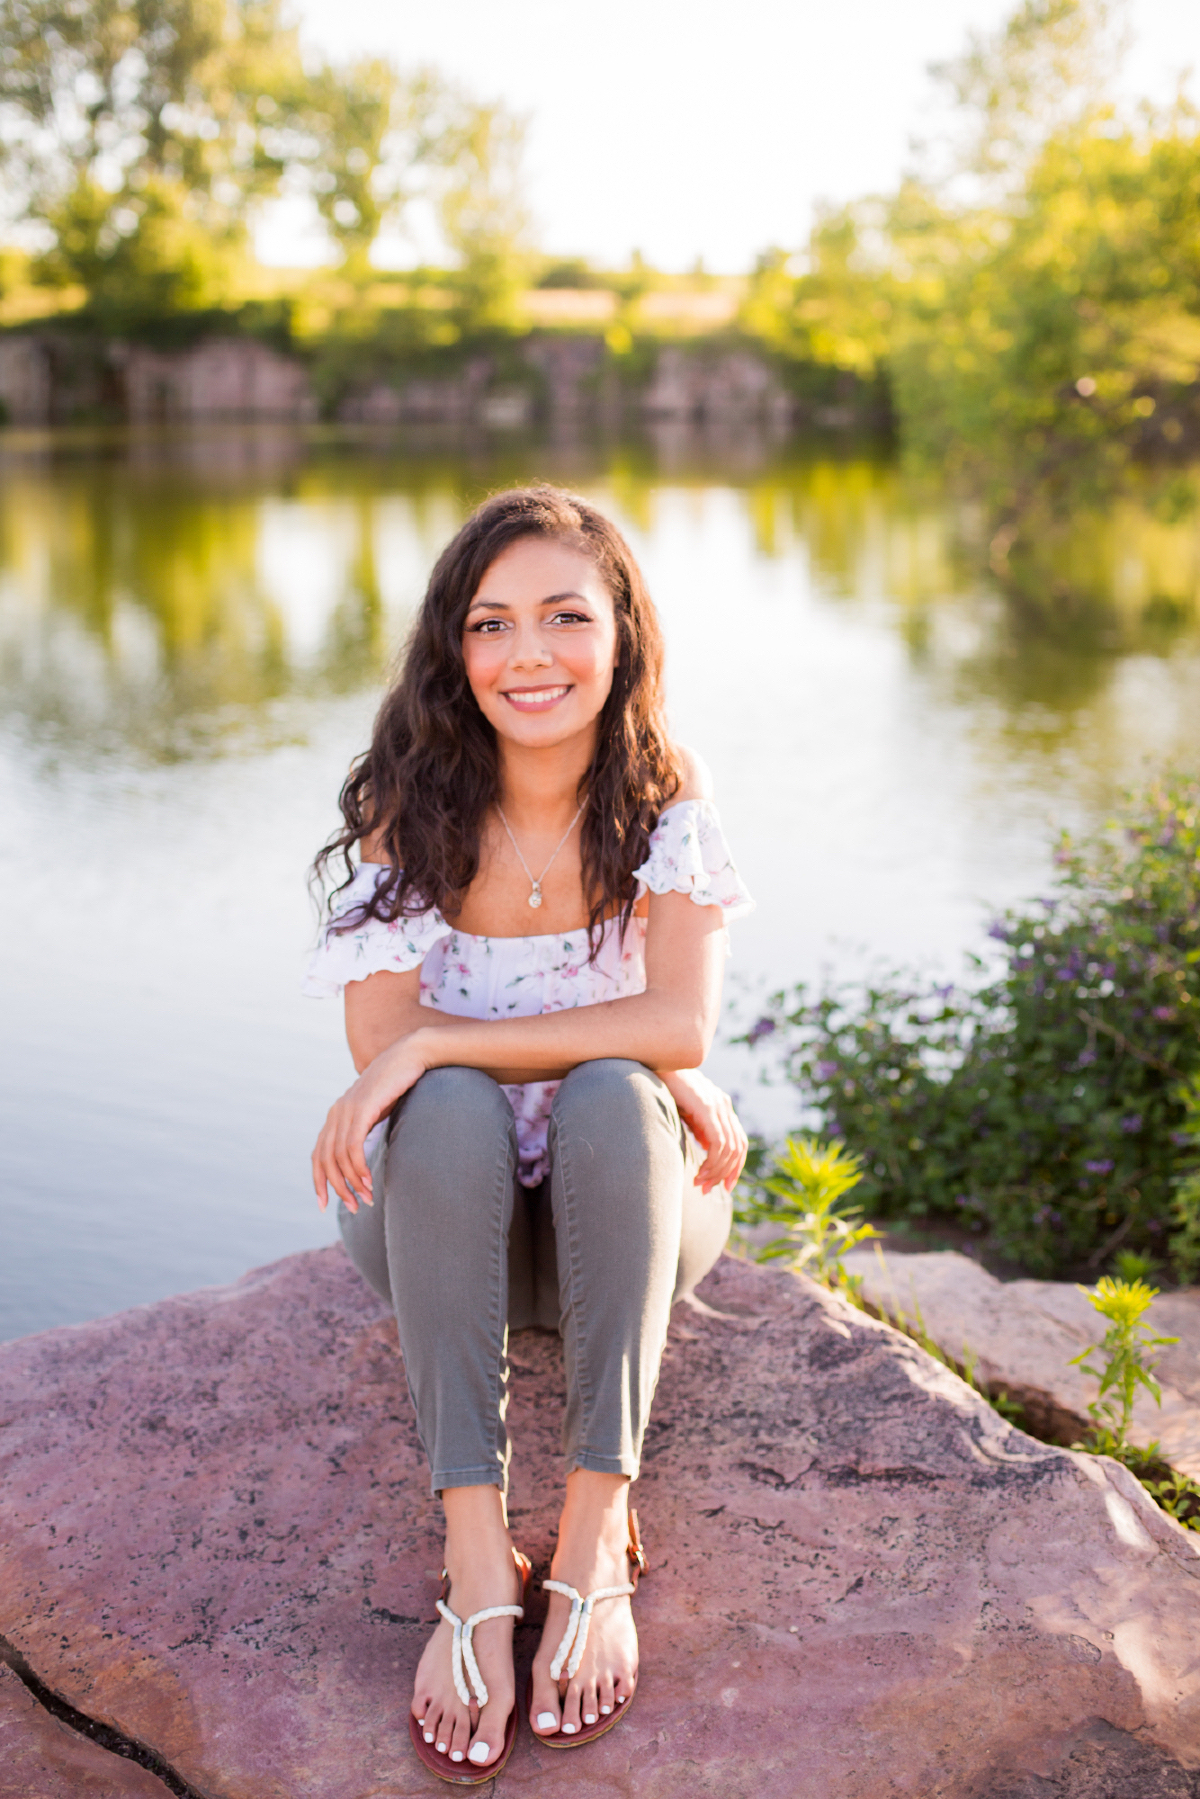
[584, 1712, 597, 1724]
[450, 1750, 464, 1762]
[561, 1722, 577, 1735]
[468, 1743, 490, 1764]
[601, 1705, 612, 1715]
[423, 1732, 434, 1744]
[536, 1712, 557, 1730]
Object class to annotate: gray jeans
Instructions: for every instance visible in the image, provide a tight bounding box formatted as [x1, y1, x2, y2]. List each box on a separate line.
[339, 1058, 730, 1495]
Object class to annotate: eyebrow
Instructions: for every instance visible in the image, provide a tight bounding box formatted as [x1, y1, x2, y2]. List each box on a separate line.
[465, 589, 591, 613]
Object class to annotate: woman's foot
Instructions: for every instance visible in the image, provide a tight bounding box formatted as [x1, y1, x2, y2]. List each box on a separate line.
[530, 1471, 639, 1737]
[411, 1486, 520, 1769]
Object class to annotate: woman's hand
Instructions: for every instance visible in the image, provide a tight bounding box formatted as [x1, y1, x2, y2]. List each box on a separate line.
[659, 1068, 748, 1195]
[311, 1032, 431, 1213]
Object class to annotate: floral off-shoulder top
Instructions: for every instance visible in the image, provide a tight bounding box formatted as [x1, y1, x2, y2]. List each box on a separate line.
[304, 798, 754, 1185]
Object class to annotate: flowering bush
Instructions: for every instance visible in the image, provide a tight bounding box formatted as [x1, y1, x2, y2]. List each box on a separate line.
[740, 776, 1200, 1276]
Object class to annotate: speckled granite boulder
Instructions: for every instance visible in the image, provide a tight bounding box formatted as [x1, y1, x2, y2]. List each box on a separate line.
[841, 1248, 1200, 1476]
[0, 1662, 166, 1797]
[1, 1246, 1198, 1799]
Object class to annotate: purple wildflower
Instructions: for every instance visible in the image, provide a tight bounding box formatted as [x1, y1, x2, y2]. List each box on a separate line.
[746, 1017, 776, 1047]
[1120, 1114, 1142, 1133]
[1085, 1159, 1114, 1175]
[815, 1060, 840, 1080]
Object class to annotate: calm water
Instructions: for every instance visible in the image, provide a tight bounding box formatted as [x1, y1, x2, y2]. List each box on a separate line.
[3, 425, 1200, 1340]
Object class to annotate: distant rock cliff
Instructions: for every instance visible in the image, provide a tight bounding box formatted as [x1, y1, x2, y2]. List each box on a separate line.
[0, 328, 877, 435]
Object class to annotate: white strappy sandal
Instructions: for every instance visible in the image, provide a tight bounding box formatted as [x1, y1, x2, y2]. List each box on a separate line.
[410, 1547, 531, 1785]
[528, 1511, 648, 1749]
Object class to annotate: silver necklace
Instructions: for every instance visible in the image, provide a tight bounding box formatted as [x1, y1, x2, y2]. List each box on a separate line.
[496, 802, 584, 909]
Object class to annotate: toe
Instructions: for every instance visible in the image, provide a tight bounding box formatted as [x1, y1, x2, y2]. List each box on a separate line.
[529, 1665, 561, 1737]
[419, 1697, 442, 1748]
[580, 1677, 599, 1728]
[447, 1705, 473, 1764]
[469, 1696, 508, 1766]
[559, 1680, 583, 1736]
[598, 1669, 616, 1716]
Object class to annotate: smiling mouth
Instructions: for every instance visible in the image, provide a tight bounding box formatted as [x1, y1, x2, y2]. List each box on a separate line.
[501, 685, 572, 712]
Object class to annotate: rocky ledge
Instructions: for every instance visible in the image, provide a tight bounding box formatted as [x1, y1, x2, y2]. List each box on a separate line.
[1, 1247, 1199, 1798]
[842, 1248, 1200, 1476]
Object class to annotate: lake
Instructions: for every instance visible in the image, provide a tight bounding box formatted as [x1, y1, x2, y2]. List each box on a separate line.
[3, 423, 1200, 1340]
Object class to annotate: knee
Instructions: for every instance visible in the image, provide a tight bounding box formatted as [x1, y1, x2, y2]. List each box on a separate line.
[390, 1067, 515, 1181]
[552, 1058, 666, 1133]
[404, 1065, 512, 1131]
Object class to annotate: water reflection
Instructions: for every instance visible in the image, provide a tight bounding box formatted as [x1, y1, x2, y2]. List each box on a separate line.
[3, 427, 1198, 769]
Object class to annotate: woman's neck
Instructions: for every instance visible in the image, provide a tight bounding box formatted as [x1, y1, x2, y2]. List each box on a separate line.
[496, 733, 594, 831]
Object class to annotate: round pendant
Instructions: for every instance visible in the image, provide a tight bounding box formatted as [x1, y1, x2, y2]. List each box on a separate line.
[528, 890, 543, 909]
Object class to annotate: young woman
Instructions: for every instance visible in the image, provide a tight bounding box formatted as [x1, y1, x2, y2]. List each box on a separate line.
[306, 485, 753, 1784]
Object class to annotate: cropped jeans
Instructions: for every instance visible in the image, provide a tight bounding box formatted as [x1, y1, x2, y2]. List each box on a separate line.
[339, 1058, 730, 1496]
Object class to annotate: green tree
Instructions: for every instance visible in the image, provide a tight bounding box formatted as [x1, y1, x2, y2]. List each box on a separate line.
[740, 208, 895, 378]
[0, 0, 531, 317]
[0, 0, 302, 315]
[432, 95, 530, 330]
[924, 0, 1125, 196]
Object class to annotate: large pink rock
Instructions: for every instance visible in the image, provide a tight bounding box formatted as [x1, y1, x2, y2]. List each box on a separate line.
[0, 1663, 166, 1796]
[1, 1247, 1199, 1798]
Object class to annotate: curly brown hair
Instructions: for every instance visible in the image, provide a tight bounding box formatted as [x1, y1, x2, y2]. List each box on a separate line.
[314, 485, 682, 955]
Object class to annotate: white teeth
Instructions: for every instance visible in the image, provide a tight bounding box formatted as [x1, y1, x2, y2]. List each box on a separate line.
[505, 686, 568, 706]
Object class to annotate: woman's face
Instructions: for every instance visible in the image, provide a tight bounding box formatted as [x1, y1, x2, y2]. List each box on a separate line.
[462, 535, 620, 752]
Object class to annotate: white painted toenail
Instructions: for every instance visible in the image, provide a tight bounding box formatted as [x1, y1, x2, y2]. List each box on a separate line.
[436, 1743, 446, 1754]
[561, 1722, 577, 1734]
[617, 1695, 626, 1703]
[468, 1743, 490, 1764]
[584, 1714, 597, 1725]
[423, 1732, 434, 1743]
[601, 1705, 612, 1715]
[450, 1751, 464, 1762]
[536, 1712, 557, 1730]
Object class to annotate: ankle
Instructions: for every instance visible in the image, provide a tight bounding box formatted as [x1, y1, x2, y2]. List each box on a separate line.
[441, 1484, 513, 1582]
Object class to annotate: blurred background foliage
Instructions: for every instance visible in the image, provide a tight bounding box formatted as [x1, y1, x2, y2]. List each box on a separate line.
[1, 0, 1198, 548]
[0, 0, 1194, 484]
[0, 0, 532, 329]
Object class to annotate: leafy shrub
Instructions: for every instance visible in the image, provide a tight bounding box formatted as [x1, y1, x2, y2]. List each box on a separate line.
[740, 775, 1200, 1276]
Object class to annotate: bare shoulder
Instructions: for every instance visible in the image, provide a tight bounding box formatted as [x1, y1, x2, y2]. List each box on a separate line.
[669, 742, 714, 806]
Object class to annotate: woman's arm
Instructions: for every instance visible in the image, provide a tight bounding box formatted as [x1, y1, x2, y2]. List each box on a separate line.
[314, 888, 727, 1210]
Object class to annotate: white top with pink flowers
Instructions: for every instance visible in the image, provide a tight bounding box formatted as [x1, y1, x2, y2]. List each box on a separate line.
[303, 798, 754, 1185]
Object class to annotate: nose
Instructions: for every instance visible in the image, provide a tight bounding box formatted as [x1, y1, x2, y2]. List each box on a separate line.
[509, 620, 553, 670]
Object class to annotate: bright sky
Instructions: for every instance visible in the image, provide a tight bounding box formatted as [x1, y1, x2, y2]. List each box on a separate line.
[258, 0, 1200, 272]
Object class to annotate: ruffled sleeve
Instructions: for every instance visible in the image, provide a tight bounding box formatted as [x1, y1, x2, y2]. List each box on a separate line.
[633, 799, 755, 922]
[302, 863, 450, 997]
